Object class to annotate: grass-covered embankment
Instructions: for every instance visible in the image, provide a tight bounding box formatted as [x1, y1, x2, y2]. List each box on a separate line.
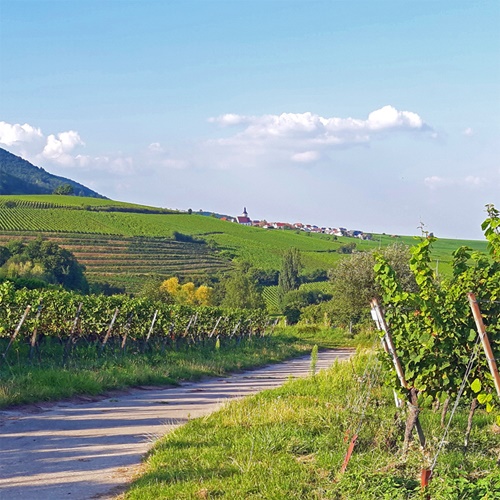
[0, 327, 353, 409]
[124, 350, 500, 499]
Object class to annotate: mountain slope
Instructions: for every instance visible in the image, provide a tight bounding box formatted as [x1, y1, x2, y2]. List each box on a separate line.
[0, 148, 104, 198]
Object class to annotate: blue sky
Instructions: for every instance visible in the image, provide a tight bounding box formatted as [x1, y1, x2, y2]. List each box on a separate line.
[1, 0, 499, 239]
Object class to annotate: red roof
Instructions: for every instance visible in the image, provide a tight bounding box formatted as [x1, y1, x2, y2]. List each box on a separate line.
[236, 216, 251, 223]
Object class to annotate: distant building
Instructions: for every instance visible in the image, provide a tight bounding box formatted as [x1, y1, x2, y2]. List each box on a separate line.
[236, 207, 252, 226]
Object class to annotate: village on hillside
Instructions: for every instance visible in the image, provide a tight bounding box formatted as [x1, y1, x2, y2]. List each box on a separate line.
[224, 207, 373, 240]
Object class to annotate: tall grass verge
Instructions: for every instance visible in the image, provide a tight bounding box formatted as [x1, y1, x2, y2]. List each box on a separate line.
[0, 326, 354, 409]
[124, 349, 500, 499]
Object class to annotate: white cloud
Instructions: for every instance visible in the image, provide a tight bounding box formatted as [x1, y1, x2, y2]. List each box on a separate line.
[463, 127, 474, 137]
[0, 120, 137, 175]
[291, 151, 320, 163]
[0, 121, 43, 146]
[209, 105, 429, 144]
[425, 174, 487, 190]
[205, 105, 433, 167]
[208, 114, 250, 126]
[148, 142, 164, 153]
[464, 175, 485, 187]
[42, 131, 85, 165]
[367, 106, 424, 130]
[206, 105, 431, 168]
[424, 176, 449, 190]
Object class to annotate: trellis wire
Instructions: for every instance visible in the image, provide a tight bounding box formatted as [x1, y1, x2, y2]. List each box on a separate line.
[429, 334, 482, 476]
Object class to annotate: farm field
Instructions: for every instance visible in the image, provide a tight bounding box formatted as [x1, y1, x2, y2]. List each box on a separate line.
[0, 231, 230, 293]
[0, 195, 488, 291]
[0, 194, 175, 212]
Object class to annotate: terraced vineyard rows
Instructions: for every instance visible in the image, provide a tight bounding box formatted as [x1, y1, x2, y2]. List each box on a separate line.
[0, 196, 486, 284]
[0, 208, 122, 233]
[0, 194, 174, 212]
[262, 286, 281, 314]
[0, 232, 231, 293]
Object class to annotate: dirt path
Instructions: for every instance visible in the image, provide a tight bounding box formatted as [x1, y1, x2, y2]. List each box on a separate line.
[0, 348, 352, 500]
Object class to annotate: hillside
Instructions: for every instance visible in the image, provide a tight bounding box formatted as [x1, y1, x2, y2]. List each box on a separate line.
[0, 148, 104, 198]
[0, 194, 488, 292]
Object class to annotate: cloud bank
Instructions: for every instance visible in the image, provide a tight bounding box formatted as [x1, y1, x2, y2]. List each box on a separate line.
[1, 105, 431, 173]
[208, 105, 431, 164]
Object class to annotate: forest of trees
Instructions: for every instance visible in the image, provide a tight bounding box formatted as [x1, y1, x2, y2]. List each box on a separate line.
[0, 147, 103, 197]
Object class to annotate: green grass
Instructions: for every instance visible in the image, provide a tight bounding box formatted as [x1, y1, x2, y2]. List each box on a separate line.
[124, 349, 500, 499]
[299, 281, 334, 293]
[0, 326, 350, 409]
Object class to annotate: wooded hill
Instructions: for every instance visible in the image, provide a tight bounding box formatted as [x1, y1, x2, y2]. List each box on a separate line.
[0, 148, 103, 198]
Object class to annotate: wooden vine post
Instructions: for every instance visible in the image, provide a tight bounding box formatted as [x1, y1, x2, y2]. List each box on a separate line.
[468, 293, 500, 398]
[29, 300, 44, 362]
[100, 308, 120, 355]
[121, 313, 134, 352]
[209, 316, 223, 338]
[370, 299, 426, 449]
[142, 309, 158, 353]
[63, 302, 83, 365]
[370, 298, 431, 489]
[2, 305, 31, 363]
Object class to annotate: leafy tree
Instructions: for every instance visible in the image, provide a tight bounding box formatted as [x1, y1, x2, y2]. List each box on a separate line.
[161, 277, 181, 297]
[194, 285, 213, 305]
[89, 281, 125, 296]
[281, 288, 333, 325]
[159, 277, 213, 305]
[0, 246, 10, 266]
[0, 238, 88, 292]
[222, 261, 265, 310]
[253, 269, 279, 286]
[139, 276, 172, 303]
[278, 248, 302, 294]
[301, 268, 328, 283]
[337, 242, 357, 254]
[53, 183, 74, 195]
[328, 244, 416, 325]
[179, 282, 196, 304]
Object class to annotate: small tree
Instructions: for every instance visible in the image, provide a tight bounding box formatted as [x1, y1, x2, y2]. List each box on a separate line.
[278, 248, 302, 294]
[53, 184, 74, 195]
[328, 244, 416, 325]
[0, 238, 88, 292]
[159, 277, 213, 305]
[222, 261, 265, 310]
[0, 246, 10, 266]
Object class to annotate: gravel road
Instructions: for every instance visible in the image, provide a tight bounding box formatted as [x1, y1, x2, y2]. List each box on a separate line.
[0, 348, 352, 500]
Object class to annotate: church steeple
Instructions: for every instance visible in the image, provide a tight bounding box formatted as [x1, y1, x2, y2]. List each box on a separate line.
[242, 207, 248, 217]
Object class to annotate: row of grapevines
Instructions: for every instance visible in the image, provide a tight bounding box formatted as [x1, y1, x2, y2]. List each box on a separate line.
[0, 208, 120, 234]
[374, 205, 500, 422]
[0, 281, 269, 342]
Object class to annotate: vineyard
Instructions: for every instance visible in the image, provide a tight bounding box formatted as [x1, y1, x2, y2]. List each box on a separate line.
[0, 195, 489, 282]
[0, 194, 175, 213]
[0, 281, 271, 367]
[0, 232, 231, 293]
[262, 285, 281, 313]
[338, 205, 500, 489]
